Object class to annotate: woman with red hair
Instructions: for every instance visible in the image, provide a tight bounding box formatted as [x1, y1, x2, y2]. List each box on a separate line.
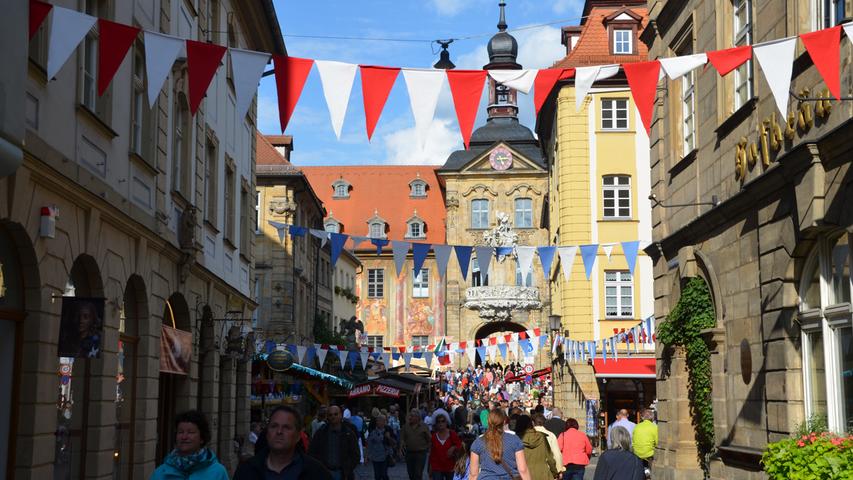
[468, 409, 531, 480]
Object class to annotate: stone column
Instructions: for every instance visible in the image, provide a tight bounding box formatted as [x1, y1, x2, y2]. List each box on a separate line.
[217, 358, 236, 471]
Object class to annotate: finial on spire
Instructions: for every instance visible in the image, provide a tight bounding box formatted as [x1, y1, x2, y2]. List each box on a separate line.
[498, 1, 507, 32]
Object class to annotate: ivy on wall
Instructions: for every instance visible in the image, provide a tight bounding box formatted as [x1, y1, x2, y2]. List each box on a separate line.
[657, 276, 717, 473]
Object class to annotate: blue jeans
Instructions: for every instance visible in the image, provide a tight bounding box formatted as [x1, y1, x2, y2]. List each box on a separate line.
[563, 465, 585, 480]
[373, 460, 390, 480]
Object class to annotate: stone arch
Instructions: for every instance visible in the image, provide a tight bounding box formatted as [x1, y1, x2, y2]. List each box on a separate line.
[472, 321, 527, 366]
[115, 274, 148, 476]
[0, 220, 41, 478]
[691, 249, 723, 326]
[157, 292, 193, 461]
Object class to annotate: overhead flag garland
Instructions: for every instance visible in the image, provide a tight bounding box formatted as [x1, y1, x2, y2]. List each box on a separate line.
[30, 0, 853, 141]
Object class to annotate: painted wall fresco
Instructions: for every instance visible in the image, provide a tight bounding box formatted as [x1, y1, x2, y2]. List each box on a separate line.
[361, 298, 387, 333]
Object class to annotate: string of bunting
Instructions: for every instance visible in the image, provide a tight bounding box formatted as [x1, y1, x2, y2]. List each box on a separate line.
[31, 0, 853, 149]
[269, 220, 649, 282]
[551, 315, 656, 366]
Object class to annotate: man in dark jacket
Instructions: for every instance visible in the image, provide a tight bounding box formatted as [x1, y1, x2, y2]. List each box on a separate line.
[545, 407, 567, 438]
[307, 405, 360, 480]
[234, 405, 331, 480]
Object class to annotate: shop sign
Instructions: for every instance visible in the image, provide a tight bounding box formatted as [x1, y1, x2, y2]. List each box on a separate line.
[374, 385, 400, 398]
[348, 384, 372, 399]
[267, 350, 294, 372]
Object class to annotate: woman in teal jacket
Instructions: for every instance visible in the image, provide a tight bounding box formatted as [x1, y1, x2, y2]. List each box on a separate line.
[150, 410, 229, 480]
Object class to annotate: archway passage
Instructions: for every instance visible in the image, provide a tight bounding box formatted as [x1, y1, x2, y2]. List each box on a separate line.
[157, 292, 192, 462]
[474, 321, 527, 366]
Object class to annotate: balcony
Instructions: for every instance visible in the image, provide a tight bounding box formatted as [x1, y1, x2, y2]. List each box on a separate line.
[463, 286, 542, 321]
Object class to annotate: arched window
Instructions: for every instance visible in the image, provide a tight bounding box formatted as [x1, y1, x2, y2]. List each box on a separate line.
[410, 178, 428, 198]
[332, 179, 351, 199]
[367, 211, 387, 239]
[324, 215, 341, 233]
[798, 232, 852, 433]
[406, 212, 426, 239]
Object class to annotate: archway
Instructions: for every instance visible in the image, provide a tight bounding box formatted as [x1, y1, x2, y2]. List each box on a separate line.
[115, 275, 148, 478]
[157, 292, 191, 461]
[474, 321, 527, 366]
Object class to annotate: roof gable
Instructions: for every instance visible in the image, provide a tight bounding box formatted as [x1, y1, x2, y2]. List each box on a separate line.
[459, 142, 546, 174]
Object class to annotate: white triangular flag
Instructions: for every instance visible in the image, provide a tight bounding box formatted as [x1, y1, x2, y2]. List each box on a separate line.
[510, 341, 518, 359]
[143, 31, 184, 108]
[557, 246, 578, 281]
[487, 344, 497, 360]
[516, 246, 536, 282]
[336, 348, 348, 368]
[659, 53, 708, 80]
[844, 22, 853, 47]
[487, 69, 538, 94]
[47, 6, 97, 80]
[575, 64, 620, 111]
[391, 241, 411, 277]
[315, 60, 358, 139]
[466, 346, 476, 365]
[424, 351, 434, 368]
[230, 48, 271, 121]
[360, 350, 369, 370]
[310, 229, 330, 248]
[382, 351, 391, 369]
[402, 69, 445, 148]
[530, 334, 540, 352]
[602, 244, 614, 262]
[752, 37, 797, 116]
[268, 220, 287, 243]
[315, 344, 327, 368]
[296, 345, 307, 364]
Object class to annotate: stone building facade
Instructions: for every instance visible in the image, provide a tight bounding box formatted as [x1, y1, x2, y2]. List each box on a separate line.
[0, 1, 283, 478]
[643, 0, 853, 478]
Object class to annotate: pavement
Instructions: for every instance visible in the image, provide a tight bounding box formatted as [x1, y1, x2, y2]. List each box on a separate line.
[353, 456, 600, 479]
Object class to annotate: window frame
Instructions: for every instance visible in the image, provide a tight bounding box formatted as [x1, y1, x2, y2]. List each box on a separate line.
[410, 179, 428, 198]
[367, 268, 384, 298]
[814, 0, 847, 29]
[366, 335, 384, 350]
[602, 175, 632, 219]
[601, 98, 629, 130]
[515, 263, 534, 287]
[412, 268, 430, 298]
[224, 159, 236, 245]
[412, 336, 430, 348]
[604, 270, 634, 319]
[514, 198, 534, 229]
[324, 219, 340, 233]
[203, 136, 218, 226]
[471, 199, 490, 229]
[681, 56, 696, 156]
[733, 0, 753, 111]
[613, 29, 633, 54]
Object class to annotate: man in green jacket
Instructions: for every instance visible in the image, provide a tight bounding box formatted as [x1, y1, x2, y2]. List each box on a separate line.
[632, 409, 659, 467]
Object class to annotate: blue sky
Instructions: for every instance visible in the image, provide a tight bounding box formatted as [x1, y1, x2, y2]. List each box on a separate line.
[257, 0, 584, 166]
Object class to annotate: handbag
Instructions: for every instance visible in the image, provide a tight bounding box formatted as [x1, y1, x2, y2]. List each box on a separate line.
[496, 459, 521, 480]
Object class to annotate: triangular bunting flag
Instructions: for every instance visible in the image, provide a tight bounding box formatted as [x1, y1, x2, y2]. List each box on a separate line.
[289, 225, 307, 237]
[360, 66, 400, 141]
[844, 22, 853, 46]
[474, 246, 494, 280]
[97, 20, 140, 96]
[29, 0, 52, 40]
[186, 40, 227, 114]
[392, 241, 411, 277]
[360, 350, 369, 370]
[516, 247, 536, 284]
[533, 68, 574, 114]
[557, 246, 578, 281]
[537, 246, 556, 281]
[623, 60, 661, 134]
[309, 229, 329, 248]
[659, 53, 708, 80]
[706, 45, 752, 76]
[476, 346, 487, 362]
[336, 348, 348, 368]
[575, 64, 619, 111]
[412, 243, 432, 278]
[350, 235, 370, 250]
[510, 341, 518, 360]
[230, 48, 272, 120]
[143, 31, 183, 107]
[403, 352, 412, 371]
[402, 69, 445, 149]
[753, 37, 797, 116]
[46, 6, 97, 80]
[315, 344, 327, 368]
[466, 346, 476, 365]
[296, 345, 307, 364]
[371, 238, 389, 255]
[621, 240, 641, 275]
[800, 26, 842, 100]
[315, 60, 358, 139]
[487, 344, 498, 360]
[267, 221, 287, 243]
[454, 246, 473, 280]
[329, 232, 349, 267]
[602, 244, 614, 261]
[487, 69, 537, 94]
[433, 244, 453, 278]
[446, 70, 488, 149]
[272, 55, 314, 132]
[602, 340, 607, 363]
[348, 351, 358, 370]
[580, 244, 599, 280]
[382, 352, 391, 369]
[497, 343, 508, 360]
[424, 351, 434, 368]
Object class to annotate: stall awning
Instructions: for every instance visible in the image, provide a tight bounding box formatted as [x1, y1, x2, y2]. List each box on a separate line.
[592, 357, 656, 379]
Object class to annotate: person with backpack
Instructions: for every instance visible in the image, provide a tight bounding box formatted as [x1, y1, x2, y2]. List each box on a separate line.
[514, 414, 557, 480]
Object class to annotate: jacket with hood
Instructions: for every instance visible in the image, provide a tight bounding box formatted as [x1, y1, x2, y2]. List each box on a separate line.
[521, 429, 557, 480]
[150, 448, 229, 480]
[535, 425, 565, 473]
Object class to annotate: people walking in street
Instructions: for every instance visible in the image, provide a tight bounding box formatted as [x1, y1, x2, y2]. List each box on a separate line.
[532, 413, 564, 477]
[429, 414, 462, 480]
[514, 414, 557, 480]
[402, 408, 431, 480]
[311, 406, 328, 438]
[631, 409, 658, 471]
[234, 406, 332, 480]
[607, 409, 636, 447]
[151, 410, 228, 480]
[452, 441, 471, 480]
[593, 426, 644, 480]
[366, 415, 395, 480]
[469, 409, 531, 480]
[557, 418, 592, 480]
[308, 405, 360, 480]
[544, 408, 566, 439]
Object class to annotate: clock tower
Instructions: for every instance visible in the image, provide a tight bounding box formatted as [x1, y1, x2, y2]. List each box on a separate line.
[485, 1, 520, 119]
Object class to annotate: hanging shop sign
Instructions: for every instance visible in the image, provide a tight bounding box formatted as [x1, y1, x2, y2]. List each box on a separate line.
[348, 383, 402, 399]
[160, 325, 192, 375]
[58, 297, 105, 358]
[348, 384, 372, 399]
[267, 350, 294, 372]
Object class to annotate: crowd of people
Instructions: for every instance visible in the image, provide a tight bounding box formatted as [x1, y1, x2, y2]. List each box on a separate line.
[149, 366, 658, 480]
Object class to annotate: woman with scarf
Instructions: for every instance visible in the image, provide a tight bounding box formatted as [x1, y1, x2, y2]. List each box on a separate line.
[151, 410, 228, 479]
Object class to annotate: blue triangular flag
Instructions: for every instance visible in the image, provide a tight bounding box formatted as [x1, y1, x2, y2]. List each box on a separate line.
[289, 225, 307, 237]
[602, 340, 607, 364]
[537, 246, 556, 281]
[347, 350, 358, 369]
[495, 246, 514, 257]
[433, 244, 452, 278]
[329, 232, 349, 267]
[497, 343, 507, 359]
[392, 241, 411, 277]
[646, 317, 653, 340]
[520, 339, 534, 355]
[392, 350, 400, 361]
[476, 346, 487, 362]
[580, 244, 599, 279]
[590, 341, 596, 361]
[475, 246, 494, 279]
[454, 246, 473, 280]
[412, 243, 432, 277]
[621, 240, 640, 275]
[371, 238, 389, 255]
[304, 347, 316, 365]
[413, 351, 423, 359]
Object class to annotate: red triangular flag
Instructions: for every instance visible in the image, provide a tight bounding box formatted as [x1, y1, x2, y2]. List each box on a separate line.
[438, 353, 451, 365]
[800, 26, 842, 100]
[29, 0, 52, 39]
[97, 19, 140, 96]
[446, 70, 488, 149]
[360, 65, 400, 141]
[533, 68, 574, 115]
[273, 55, 314, 133]
[185, 40, 227, 114]
[623, 60, 661, 135]
[706, 45, 752, 76]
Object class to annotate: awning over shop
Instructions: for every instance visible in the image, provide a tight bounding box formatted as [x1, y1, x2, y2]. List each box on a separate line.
[592, 357, 655, 379]
[252, 353, 353, 389]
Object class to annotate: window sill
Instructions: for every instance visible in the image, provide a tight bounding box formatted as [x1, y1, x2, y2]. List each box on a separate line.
[409, 195, 427, 199]
[715, 97, 756, 138]
[599, 218, 636, 222]
[240, 252, 251, 264]
[28, 59, 48, 85]
[603, 317, 636, 321]
[404, 236, 427, 241]
[598, 128, 633, 133]
[332, 196, 350, 200]
[668, 148, 698, 178]
[412, 295, 429, 299]
[223, 238, 237, 251]
[170, 190, 190, 208]
[204, 219, 220, 234]
[129, 151, 158, 175]
[77, 104, 118, 139]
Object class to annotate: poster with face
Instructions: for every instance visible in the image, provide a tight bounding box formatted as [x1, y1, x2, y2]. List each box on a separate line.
[58, 297, 105, 358]
[160, 325, 192, 375]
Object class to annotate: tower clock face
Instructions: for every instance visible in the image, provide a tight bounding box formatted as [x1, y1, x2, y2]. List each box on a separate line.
[489, 147, 513, 171]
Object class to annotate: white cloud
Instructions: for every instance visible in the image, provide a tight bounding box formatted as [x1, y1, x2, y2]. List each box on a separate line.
[257, 94, 281, 134]
[455, 25, 565, 70]
[551, 0, 583, 15]
[430, 0, 466, 16]
[381, 117, 461, 165]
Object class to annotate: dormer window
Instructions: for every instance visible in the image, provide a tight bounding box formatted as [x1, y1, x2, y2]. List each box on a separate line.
[614, 30, 632, 54]
[324, 214, 342, 233]
[332, 178, 351, 199]
[409, 176, 428, 198]
[367, 210, 387, 239]
[406, 211, 427, 239]
[603, 8, 642, 56]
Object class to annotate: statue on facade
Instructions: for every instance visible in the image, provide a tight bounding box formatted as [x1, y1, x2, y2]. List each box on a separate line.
[483, 211, 518, 262]
[339, 315, 364, 348]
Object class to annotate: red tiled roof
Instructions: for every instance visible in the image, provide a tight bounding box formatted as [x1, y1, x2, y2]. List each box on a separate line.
[300, 166, 446, 250]
[256, 132, 291, 166]
[265, 134, 293, 146]
[552, 6, 650, 69]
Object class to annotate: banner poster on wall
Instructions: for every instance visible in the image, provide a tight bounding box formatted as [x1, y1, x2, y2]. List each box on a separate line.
[160, 325, 192, 375]
[57, 297, 105, 358]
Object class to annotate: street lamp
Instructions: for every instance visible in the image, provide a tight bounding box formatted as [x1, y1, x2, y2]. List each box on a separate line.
[548, 314, 562, 333]
[433, 40, 456, 70]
